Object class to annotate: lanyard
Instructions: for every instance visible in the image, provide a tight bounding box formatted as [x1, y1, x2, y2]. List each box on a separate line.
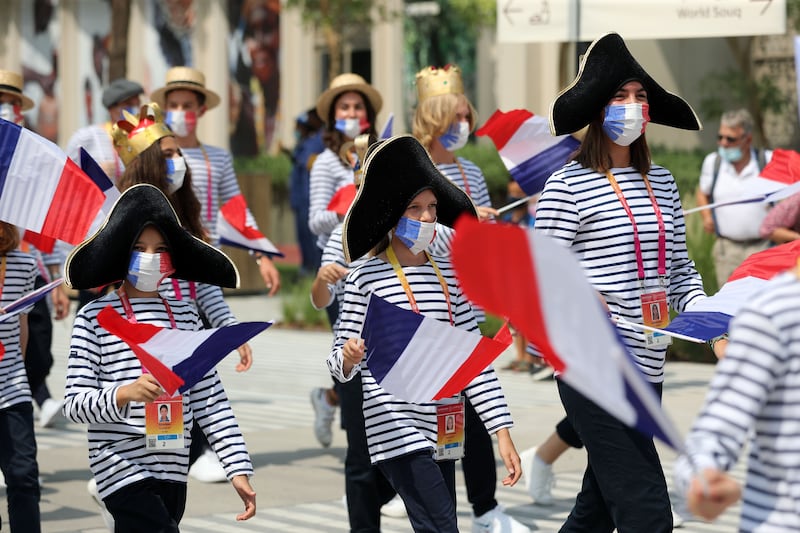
[118, 286, 176, 328]
[386, 243, 453, 325]
[198, 144, 213, 222]
[170, 279, 197, 301]
[0, 257, 6, 301]
[605, 171, 666, 283]
[454, 159, 471, 197]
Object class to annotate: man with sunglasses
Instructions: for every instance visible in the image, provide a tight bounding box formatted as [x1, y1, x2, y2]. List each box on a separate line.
[696, 108, 772, 287]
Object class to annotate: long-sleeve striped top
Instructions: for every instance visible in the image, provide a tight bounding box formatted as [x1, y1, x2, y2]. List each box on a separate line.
[0, 251, 38, 410]
[673, 272, 800, 532]
[159, 279, 237, 328]
[63, 292, 253, 499]
[182, 144, 259, 245]
[308, 148, 354, 250]
[327, 255, 513, 463]
[534, 163, 706, 382]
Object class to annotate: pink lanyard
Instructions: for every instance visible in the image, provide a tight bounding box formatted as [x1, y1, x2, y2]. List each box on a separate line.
[170, 279, 197, 301]
[605, 171, 666, 283]
[198, 144, 213, 222]
[118, 287, 176, 328]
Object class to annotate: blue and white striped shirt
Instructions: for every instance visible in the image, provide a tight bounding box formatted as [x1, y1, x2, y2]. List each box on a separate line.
[309, 148, 353, 250]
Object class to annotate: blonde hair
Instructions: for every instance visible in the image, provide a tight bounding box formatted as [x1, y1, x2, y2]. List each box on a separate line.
[0, 222, 20, 255]
[412, 93, 477, 150]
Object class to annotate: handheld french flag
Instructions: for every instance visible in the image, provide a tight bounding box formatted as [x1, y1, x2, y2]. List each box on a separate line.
[0, 118, 106, 244]
[380, 113, 394, 139]
[327, 184, 356, 216]
[361, 294, 511, 404]
[665, 240, 800, 341]
[450, 216, 686, 451]
[0, 278, 64, 323]
[217, 194, 282, 257]
[475, 109, 580, 196]
[97, 305, 273, 396]
[80, 147, 121, 238]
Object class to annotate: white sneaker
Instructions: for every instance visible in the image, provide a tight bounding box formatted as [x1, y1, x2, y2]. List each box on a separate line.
[87, 478, 115, 532]
[39, 398, 64, 428]
[520, 447, 555, 505]
[381, 494, 407, 518]
[188, 448, 227, 483]
[472, 506, 531, 533]
[310, 387, 336, 447]
[672, 505, 685, 528]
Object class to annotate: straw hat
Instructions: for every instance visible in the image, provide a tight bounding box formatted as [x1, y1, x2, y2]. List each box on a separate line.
[150, 66, 221, 110]
[342, 135, 476, 262]
[316, 73, 382, 124]
[0, 70, 34, 111]
[549, 32, 701, 136]
[66, 184, 239, 290]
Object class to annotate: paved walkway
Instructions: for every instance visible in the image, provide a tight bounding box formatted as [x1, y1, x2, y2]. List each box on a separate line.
[7, 294, 742, 532]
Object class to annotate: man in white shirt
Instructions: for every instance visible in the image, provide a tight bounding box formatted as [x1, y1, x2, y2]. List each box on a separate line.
[695, 108, 772, 287]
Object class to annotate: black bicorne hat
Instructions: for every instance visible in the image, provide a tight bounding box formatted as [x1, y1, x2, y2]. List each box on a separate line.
[342, 135, 477, 263]
[549, 32, 702, 135]
[65, 184, 239, 290]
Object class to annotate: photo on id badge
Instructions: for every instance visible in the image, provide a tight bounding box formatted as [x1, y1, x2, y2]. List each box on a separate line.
[641, 290, 670, 346]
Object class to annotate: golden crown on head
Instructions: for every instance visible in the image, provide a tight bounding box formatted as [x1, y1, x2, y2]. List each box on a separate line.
[111, 103, 173, 165]
[415, 64, 464, 103]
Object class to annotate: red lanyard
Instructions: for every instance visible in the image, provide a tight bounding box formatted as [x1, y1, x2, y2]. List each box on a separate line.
[386, 243, 453, 325]
[118, 286, 176, 328]
[198, 144, 213, 222]
[170, 279, 197, 301]
[605, 171, 666, 283]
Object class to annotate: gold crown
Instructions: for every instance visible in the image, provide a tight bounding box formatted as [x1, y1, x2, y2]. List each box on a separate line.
[415, 65, 464, 103]
[111, 103, 173, 165]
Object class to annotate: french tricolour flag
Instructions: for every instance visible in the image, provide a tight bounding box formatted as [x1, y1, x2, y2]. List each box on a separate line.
[665, 239, 800, 341]
[0, 118, 106, 244]
[0, 278, 64, 324]
[361, 294, 511, 404]
[97, 305, 273, 396]
[80, 147, 121, 237]
[475, 110, 580, 196]
[450, 216, 685, 451]
[217, 194, 282, 257]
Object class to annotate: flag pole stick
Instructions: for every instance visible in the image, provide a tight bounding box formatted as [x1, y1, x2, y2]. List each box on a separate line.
[496, 196, 534, 216]
[611, 316, 706, 344]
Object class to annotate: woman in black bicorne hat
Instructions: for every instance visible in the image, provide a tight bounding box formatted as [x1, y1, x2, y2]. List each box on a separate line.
[536, 32, 707, 532]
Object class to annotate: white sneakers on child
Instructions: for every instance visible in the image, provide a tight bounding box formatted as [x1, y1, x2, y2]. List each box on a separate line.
[520, 447, 555, 505]
[87, 478, 115, 532]
[39, 398, 64, 428]
[188, 448, 227, 483]
[380, 494, 407, 518]
[310, 387, 336, 447]
[472, 505, 531, 533]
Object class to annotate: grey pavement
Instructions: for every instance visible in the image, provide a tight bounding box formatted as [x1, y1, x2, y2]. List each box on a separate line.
[6, 294, 741, 532]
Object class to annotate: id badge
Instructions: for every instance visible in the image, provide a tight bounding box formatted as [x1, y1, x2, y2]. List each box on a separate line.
[640, 289, 671, 347]
[434, 395, 465, 461]
[145, 394, 184, 450]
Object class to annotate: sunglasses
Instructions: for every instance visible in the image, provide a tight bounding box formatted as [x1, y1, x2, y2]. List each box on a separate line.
[717, 134, 743, 143]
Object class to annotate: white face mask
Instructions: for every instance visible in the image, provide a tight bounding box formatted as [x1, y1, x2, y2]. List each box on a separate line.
[394, 216, 437, 255]
[602, 103, 650, 147]
[0, 103, 23, 125]
[165, 156, 187, 194]
[439, 121, 470, 152]
[165, 110, 198, 137]
[335, 118, 365, 139]
[127, 251, 175, 292]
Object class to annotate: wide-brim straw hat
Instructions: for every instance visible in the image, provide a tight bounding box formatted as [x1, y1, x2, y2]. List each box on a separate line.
[342, 135, 476, 262]
[316, 73, 383, 124]
[0, 70, 35, 111]
[150, 66, 221, 110]
[549, 32, 702, 135]
[66, 184, 239, 290]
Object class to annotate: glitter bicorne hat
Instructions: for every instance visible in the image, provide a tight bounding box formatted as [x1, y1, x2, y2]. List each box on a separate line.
[111, 102, 173, 166]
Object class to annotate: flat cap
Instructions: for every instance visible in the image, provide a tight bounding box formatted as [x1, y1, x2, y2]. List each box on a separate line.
[102, 79, 144, 109]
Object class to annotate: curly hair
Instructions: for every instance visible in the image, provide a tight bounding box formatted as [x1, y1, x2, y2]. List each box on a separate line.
[117, 140, 207, 241]
[412, 93, 477, 151]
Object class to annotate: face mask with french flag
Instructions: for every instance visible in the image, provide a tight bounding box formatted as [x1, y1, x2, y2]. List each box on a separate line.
[127, 251, 175, 292]
[335, 118, 369, 139]
[395, 216, 437, 255]
[602, 103, 649, 147]
[165, 110, 198, 137]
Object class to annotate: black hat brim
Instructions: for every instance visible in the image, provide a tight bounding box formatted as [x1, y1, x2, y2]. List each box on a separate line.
[549, 32, 702, 135]
[66, 184, 239, 290]
[342, 135, 477, 263]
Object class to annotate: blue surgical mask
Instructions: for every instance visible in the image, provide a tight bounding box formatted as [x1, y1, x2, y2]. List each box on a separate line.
[717, 145, 743, 164]
[439, 121, 470, 152]
[602, 103, 649, 146]
[394, 216, 437, 255]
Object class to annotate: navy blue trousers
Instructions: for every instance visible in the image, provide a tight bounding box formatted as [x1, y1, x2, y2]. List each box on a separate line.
[0, 402, 40, 533]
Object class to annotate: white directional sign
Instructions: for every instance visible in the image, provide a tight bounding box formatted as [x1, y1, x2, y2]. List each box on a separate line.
[498, 0, 786, 43]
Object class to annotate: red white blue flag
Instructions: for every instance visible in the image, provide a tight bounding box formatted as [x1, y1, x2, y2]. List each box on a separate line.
[450, 216, 685, 451]
[666, 240, 800, 341]
[0, 278, 64, 323]
[361, 294, 511, 403]
[475, 109, 580, 196]
[217, 194, 282, 257]
[0, 118, 106, 244]
[97, 305, 273, 396]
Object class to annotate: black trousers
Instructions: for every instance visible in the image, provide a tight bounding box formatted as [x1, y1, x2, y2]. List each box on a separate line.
[104, 478, 187, 533]
[0, 402, 40, 533]
[462, 398, 498, 517]
[557, 379, 672, 533]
